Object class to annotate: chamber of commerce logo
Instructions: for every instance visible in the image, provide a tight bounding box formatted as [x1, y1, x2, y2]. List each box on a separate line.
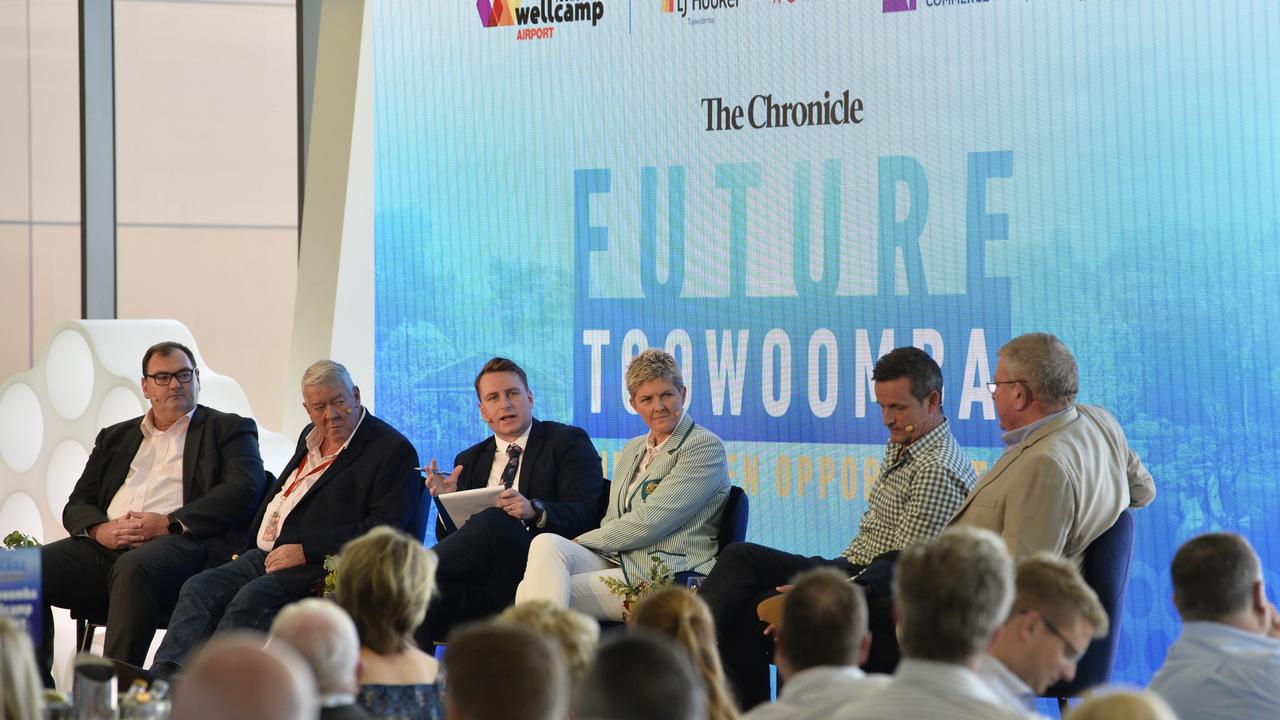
[885, 0, 993, 12]
[883, 0, 916, 11]
[477, 0, 604, 30]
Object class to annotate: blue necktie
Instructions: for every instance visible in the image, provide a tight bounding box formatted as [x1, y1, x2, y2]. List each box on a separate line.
[500, 444, 523, 489]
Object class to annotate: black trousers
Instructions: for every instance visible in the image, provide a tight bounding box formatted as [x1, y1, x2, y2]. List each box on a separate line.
[39, 534, 206, 685]
[416, 507, 533, 645]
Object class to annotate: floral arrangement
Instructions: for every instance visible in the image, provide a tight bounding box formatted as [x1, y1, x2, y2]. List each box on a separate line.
[600, 555, 673, 620]
[322, 554, 341, 596]
[2, 531, 39, 549]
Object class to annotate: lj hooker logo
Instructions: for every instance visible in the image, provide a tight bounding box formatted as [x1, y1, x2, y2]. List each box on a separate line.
[662, 0, 739, 21]
[477, 0, 605, 40]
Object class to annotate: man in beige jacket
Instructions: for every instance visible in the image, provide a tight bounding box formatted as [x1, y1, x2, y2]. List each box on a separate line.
[950, 333, 1155, 565]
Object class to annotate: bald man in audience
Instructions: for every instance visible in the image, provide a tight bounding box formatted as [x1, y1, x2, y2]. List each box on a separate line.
[1150, 533, 1280, 719]
[170, 632, 317, 720]
[837, 528, 1031, 720]
[979, 554, 1107, 713]
[951, 333, 1155, 564]
[744, 568, 889, 720]
[443, 623, 567, 720]
[269, 598, 370, 720]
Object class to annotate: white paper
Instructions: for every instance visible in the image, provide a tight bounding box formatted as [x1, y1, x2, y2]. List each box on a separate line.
[436, 485, 504, 530]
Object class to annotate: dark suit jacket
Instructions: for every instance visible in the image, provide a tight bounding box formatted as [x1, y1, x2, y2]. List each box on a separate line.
[247, 411, 420, 574]
[320, 703, 373, 720]
[62, 404, 266, 565]
[440, 419, 603, 540]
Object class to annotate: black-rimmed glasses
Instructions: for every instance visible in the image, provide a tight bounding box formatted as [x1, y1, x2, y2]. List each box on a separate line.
[985, 379, 1026, 395]
[146, 368, 197, 386]
[1041, 614, 1085, 662]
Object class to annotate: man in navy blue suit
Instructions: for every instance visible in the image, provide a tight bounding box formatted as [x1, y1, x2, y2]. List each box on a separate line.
[151, 360, 420, 672]
[417, 357, 604, 643]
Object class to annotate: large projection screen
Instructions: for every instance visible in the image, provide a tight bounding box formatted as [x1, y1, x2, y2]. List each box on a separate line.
[372, 0, 1280, 685]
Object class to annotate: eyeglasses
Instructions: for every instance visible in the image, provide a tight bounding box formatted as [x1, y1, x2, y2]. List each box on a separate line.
[985, 379, 1027, 395]
[1040, 614, 1085, 662]
[146, 368, 197, 386]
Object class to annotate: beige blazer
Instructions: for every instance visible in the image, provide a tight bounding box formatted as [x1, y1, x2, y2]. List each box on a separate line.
[950, 404, 1155, 565]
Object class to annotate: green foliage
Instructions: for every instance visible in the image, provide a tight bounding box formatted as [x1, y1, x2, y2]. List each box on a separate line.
[599, 555, 673, 605]
[323, 554, 340, 596]
[2, 531, 39, 549]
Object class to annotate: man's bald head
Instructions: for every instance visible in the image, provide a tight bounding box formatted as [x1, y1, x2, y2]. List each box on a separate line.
[270, 598, 361, 696]
[170, 632, 318, 720]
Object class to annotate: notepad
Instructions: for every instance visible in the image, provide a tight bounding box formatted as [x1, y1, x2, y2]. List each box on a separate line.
[434, 485, 504, 534]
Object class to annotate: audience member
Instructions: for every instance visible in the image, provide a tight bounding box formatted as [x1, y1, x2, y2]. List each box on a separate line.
[153, 360, 420, 673]
[980, 554, 1108, 713]
[419, 357, 604, 643]
[443, 623, 566, 720]
[517, 349, 730, 620]
[336, 526, 442, 720]
[1, 617, 44, 720]
[744, 568, 888, 720]
[631, 586, 739, 720]
[40, 340, 265, 680]
[699, 347, 975, 707]
[497, 600, 599, 692]
[837, 527, 1028, 719]
[170, 632, 317, 720]
[1068, 690, 1177, 720]
[1149, 532, 1280, 719]
[950, 333, 1155, 564]
[576, 631, 707, 720]
[269, 598, 370, 720]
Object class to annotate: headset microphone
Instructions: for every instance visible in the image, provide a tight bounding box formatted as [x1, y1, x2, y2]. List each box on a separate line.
[904, 424, 914, 434]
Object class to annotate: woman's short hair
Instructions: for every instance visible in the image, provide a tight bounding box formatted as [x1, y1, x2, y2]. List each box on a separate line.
[335, 526, 437, 654]
[1069, 689, 1177, 720]
[625, 349, 685, 399]
[498, 601, 599, 689]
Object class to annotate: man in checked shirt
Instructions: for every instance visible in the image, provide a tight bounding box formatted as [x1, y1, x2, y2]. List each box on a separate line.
[698, 347, 977, 711]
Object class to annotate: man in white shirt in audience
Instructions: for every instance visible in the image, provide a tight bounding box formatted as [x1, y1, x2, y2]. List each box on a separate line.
[979, 554, 1107, 714]
[1150, 532, 1280, 719]
[744, 568, 888, 720]
[837, 527, 1031, 720]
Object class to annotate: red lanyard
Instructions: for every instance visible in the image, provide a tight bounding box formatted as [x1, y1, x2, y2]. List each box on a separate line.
[282, 456, 336, 498]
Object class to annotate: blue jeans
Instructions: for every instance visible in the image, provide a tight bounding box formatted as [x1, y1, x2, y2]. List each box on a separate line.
[152, 549, 302, 667]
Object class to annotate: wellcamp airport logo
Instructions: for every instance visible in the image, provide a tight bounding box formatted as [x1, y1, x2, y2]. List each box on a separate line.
[477, 0, 605, 39]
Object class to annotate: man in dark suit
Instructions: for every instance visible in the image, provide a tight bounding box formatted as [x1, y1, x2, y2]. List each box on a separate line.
[150, 360, 421, 671]
[39, 341, 266, 681]
[417, 357, 604, 643]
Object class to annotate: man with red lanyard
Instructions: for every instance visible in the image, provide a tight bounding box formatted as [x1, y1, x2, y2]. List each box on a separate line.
[150, 360, 421, 675]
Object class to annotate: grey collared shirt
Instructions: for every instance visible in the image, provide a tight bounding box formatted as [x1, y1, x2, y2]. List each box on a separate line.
[1150, 621, 1280, 720]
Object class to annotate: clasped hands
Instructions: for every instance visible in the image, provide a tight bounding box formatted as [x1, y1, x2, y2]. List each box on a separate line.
[88, 511, 168, 550]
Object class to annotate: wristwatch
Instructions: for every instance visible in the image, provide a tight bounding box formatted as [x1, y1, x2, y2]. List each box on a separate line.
[167, 514, 184, 536]
[529, 499, 546, 527]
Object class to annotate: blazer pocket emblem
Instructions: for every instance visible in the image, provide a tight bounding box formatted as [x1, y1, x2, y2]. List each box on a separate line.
[641, 478, 662, 500]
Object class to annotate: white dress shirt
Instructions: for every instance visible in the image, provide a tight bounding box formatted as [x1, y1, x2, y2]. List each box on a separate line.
[976, 653, 1038, 714]
[837, 659, 1032, 720]
[743, 666, 889, 720]
[1150, 621, 1280, 720]
[486, 426, 532, 487]
[105, 409, 195, 520]
[257, 409, 366, 551]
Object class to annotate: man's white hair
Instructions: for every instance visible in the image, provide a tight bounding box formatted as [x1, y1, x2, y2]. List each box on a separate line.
[301, 360, 355, 393]
[270, 598, 361, 695]
[171, 632, 318, 720]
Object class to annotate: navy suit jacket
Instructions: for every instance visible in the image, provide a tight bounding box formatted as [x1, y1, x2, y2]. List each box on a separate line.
[62, 404, 266, 565]
[247, 411, 421, 573]
[441, 418, 603, 540]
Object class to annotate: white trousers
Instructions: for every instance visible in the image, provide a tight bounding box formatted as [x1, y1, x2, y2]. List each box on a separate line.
[515, 533, 626, 621]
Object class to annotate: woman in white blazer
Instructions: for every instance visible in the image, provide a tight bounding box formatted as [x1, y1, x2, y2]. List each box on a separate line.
[515, 348, 731, 620]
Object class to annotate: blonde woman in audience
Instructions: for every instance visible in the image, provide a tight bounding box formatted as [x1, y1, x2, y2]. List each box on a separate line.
[336, 526, 441, 720]
[497, 600, 599, 691]
[0, 617, 43, 720]
[631, 586, 740, 720]
[1068, 689, 1178, 720]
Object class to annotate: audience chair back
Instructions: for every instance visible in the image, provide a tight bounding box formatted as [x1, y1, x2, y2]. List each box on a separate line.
[1042, 509, 1135, 702]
